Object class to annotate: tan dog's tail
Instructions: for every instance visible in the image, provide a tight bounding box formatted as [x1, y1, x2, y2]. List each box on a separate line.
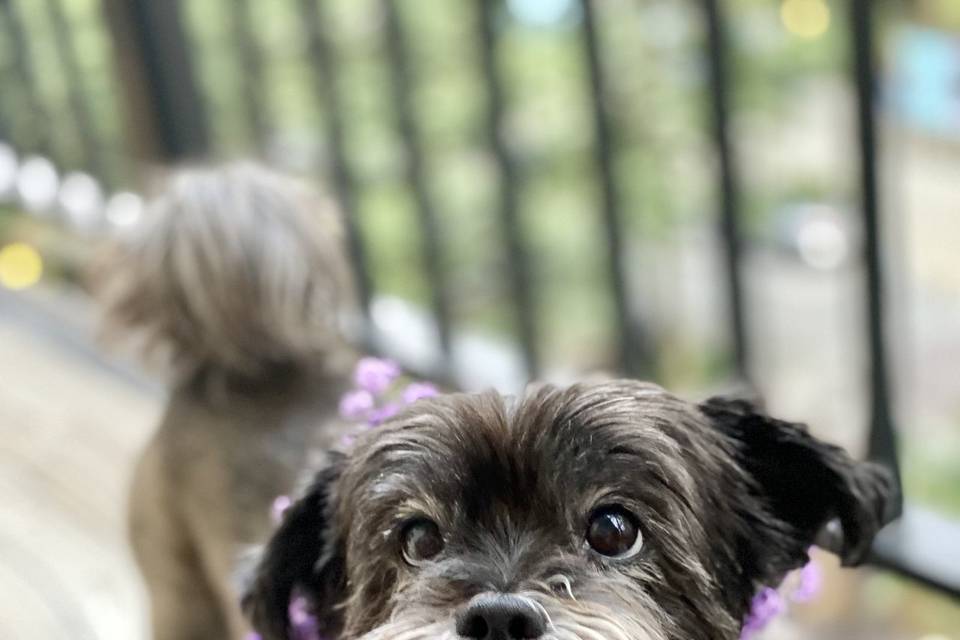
[94, 162, 351, 393]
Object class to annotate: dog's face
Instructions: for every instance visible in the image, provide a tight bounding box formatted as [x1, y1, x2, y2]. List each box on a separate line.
[245, 381, 897, 640]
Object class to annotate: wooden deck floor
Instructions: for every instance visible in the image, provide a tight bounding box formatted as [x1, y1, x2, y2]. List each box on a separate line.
[0, 287, 159, 640]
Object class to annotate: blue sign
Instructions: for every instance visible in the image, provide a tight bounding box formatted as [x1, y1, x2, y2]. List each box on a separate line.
[890, 26, 960, 140]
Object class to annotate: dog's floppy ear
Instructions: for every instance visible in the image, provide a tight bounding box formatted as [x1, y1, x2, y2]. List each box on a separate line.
[242, 454, 347, 640]
[701, 397, 900, 570]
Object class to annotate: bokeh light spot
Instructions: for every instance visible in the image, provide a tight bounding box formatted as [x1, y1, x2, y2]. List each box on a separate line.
[105, 191, 144, 230]
[60, 172, 104, 232]
[507, 0, 578, 28]
[0, 143, 18, 199]
[781, 0, 831, 39]
[0, 242, 44, 290]
[16, 156, 59, 213]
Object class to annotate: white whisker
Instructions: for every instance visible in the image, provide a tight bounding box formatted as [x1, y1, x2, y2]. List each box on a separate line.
[546, 574, 576, 600]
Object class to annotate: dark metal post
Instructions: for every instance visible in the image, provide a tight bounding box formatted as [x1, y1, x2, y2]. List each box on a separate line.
[578, 0, 650, 376]
[477, 0, 539, 378]
[382, 0, 454, 362]
[0, 45, 9, 142]
[0, 0, 53, 157]
[849, 0, 901, 483]
[232, 0, 270, 149]
[101, 0, 210, 163]
[0, 96, 7, 142]
[299, 0, 373, 317]
[701, 0, 749, 381]
[0, 3, 17, 143]
[44, 0, 105, 178]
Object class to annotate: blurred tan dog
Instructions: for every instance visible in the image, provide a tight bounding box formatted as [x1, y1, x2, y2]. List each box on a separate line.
[95, 163, 357, 640]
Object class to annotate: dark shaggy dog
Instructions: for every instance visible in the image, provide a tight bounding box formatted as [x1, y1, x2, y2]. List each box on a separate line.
[244, 381, 898, 640]
[95, 163, 357, 639]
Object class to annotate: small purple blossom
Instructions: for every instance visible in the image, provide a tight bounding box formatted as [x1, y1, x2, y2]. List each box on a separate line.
[271, 495, 292, 524]
[338, 389, 374, 419]
[244, 634, 261, 640]
[368, 402, 400, 425]
[289, 596, 322, 640]
[402, 382, 439, 404]
[740, 587, 784, 639]
[353, 357, 401, 394]
[792, 559, 822, 603]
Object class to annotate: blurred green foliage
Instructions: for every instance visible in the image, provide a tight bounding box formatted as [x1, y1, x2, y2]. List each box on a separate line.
[0, 0, 862, 372]
[176, 0, 874, 377]
[184, 0, 716, 372]
[0, 0, 126, 185]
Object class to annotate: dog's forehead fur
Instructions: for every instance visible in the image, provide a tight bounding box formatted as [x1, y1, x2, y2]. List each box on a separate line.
[342, 381, 732, 531]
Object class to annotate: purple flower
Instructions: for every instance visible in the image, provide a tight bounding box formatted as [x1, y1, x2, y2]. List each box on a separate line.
[368, 402, 400, 425]
[740, 587, 784, 639]
[271, 495, 292, 524]
[289, 596, 321, 640]
[244, 634, 261, 640]
[353, 357, 401, 394]
[338, 389, 374, 419]
[402, 382, 439, 404]
[792, 559, 822, 603]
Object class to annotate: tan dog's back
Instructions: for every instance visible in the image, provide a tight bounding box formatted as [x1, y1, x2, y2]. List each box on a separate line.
[94, 163, 355, 639]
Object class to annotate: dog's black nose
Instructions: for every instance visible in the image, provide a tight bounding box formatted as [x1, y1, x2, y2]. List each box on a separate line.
[456, 594, 547, 639]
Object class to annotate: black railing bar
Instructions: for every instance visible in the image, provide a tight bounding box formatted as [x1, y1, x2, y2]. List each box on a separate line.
[298, 0, 373, 318]
[850, 0, 900, 496]
[231, 0, 271, 150]
[0, 32, 10, 143]
[0, 73, 8, 142]
[849, 0, 901, 489]
[126, 0, 211, 159]
[578, 0, 650, 377]
[476, 0, 539, 379]
[701, 0, 749, 382]
[381, 0, 454, 363]
[0, 0, 54, 159]
[44, 0, 106, 180]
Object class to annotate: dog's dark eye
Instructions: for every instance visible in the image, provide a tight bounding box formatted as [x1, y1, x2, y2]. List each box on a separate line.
[400, 519, 444, 566]
[586, 506, 642, 558]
